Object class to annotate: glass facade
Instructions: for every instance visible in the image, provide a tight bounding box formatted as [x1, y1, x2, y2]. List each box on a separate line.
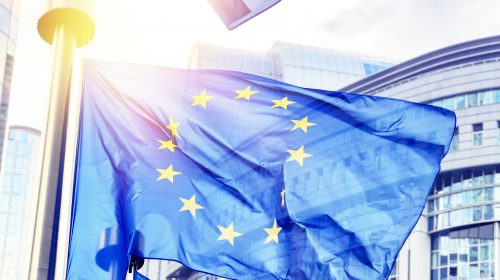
[364, 62, 392, 76]
[189, 42, 395, 91]
[430, 88, 500, 111]
[431, 233, 494, 280]
[0, 127, 40, 279]
[189, 43, 273, 79]
[270, 43, 394, 89]
[450, 128, 459, 152]
[497, 122, 500, 145]
[428, 165, 500, 232]
[473, 124, 484, 147]
[0, 0, 20, 171]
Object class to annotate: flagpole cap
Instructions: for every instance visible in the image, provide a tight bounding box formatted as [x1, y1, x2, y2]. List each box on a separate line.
[38, 0, 95, 47]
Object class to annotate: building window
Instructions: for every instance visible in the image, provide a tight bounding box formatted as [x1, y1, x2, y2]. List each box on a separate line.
[429, 88, 500, 111]
[456, 95, 465, 109]
[497, 121, 500, 145]
[428, 165, 500, 231]
[442, 97, 456, 111]
[450, 127, 459, 151]
[468, 93, 478, 107]
[473, 123, 483, 147]
[479, 90, 493, 105]
[431, 232, 494, 280]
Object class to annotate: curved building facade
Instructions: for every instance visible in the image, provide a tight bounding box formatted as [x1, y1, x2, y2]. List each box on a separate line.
[343, 35, 500, 280]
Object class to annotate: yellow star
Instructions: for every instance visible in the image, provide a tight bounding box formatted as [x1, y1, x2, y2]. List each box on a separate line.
[264, 219, 282, 244]
[179, 195, 204, 218]
[235, 85, 258, 101]
[272, 97, 296, 109]
[158, 140, 177, 152]
[281, 189, 286, 208]
[291, 117, 316, 133]
[286, 146, 313, 167]
[156, 164, 182, 183]
[217, 222, 243, 246]
[192, 89, 214, 108]
[166, 117, 181, 139]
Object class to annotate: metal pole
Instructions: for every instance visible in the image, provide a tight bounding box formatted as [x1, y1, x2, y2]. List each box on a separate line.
[29, 2, 94, 279]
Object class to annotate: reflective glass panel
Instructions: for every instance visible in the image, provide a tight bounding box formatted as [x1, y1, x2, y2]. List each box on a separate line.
[470, 247, 478, 261]
[470, 263, 478, 279]
[479, 262, 488, 278]
[473, 189, 483, 203]
[473, 207, 482, 221]
[450, 253, 457, 265]
[473, 132, 483, 147]
[441, 254, 448, 266]
[443, 97, 456, 110]
[440, 268, 447, 279]
[480, 245, 489, 261]
[479, 91, 493, 105]
[431, 269, 438, 280]
[456, 96, 465, 109]
[484, 205, 493, 220]
[468, 93, 478, 107]
[428, 199, 434, 212]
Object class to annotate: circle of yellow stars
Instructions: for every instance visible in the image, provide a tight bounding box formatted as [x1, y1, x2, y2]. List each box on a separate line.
[155, 86, 317, 246]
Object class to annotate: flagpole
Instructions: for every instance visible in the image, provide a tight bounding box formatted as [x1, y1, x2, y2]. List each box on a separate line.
[29, 1, 94, 279]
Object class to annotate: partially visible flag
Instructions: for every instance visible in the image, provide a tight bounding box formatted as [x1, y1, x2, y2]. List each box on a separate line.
[134, 271, 149, 280]
[206, 0, 280, 29]
[67, 60, 455, 279]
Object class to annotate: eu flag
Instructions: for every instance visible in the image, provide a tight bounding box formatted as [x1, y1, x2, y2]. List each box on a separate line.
[67, 60, 455, 279]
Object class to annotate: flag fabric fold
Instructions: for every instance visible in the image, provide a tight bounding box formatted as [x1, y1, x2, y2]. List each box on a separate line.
[134, 270, 149, 280]
[67, 60, 455, 279]
[206, 0, 280, 29]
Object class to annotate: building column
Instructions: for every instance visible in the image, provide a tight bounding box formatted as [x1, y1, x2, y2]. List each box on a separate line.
[399, 214, 431, 280]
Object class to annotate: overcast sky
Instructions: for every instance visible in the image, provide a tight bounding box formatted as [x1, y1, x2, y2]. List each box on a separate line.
[8, 0, 500, 129]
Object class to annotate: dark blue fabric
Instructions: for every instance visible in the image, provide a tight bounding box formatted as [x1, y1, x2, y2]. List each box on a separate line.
[134, 270, 149, 280]
[67, 60, 455, 279]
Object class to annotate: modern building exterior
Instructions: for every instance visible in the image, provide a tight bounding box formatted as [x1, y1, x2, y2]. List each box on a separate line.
[189, 41, 395, 90]
[0, 126, 41, 279]
[0, 0, 21, 170]
[342, 35, 500, 280]
[139, 42, 396, 279]
[270, 42, 394, 90]
[189, 43, 274, 79]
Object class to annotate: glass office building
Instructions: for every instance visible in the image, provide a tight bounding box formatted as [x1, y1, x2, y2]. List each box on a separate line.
[270, 42, 394, 89]
[0, 126, 41, 279]
[343, 35, 500, 280]
[189, 42, 395, 90]
[189, 43, 274, 79]
[0, 0, 21, 171]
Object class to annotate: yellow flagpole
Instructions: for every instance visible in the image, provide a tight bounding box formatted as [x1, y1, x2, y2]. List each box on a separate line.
[29, 1, 94, 279]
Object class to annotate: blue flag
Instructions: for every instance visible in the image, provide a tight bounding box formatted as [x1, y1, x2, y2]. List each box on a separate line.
[67, 60, 455, 279]
[206, 0, 280, 29]
[134, 271, 149, 280]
